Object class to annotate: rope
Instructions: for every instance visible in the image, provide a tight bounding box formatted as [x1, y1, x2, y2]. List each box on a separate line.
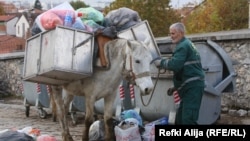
[150, 57, 162, 64]
[140, 68, 161, 106]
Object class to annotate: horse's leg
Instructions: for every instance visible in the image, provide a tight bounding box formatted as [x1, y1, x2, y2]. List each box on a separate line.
[82, 96, 95, 141]
[63, 91, 74, 124]
[63, 91, 74, 114]
[103, 93, 117, 141]
[51, 86, 73, 141]
[49, 85, 57, 122]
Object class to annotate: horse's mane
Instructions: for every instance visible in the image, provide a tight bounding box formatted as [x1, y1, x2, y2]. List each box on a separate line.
[103, 38, 128, 68]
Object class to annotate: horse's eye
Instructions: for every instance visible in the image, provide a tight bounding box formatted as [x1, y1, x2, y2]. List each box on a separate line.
[135, 60, 140, 63]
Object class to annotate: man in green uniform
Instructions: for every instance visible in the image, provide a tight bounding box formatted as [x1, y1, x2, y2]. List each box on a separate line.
[154, 22, 205, 125]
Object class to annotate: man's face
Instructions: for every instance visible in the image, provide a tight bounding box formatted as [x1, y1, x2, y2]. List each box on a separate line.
[169, 28, 183, 44]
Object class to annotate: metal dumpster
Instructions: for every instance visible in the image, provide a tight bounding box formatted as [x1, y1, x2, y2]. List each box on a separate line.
[21, 81, 50, 118]
[128, 39, 236, 124]
[22, 26, 94, 85]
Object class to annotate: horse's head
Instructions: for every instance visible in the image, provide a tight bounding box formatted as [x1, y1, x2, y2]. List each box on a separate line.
[122, 40, 154, 95]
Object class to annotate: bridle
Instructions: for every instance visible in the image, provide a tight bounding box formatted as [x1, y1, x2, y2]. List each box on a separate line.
[123, 55, 151, 84]
[121, 42, 161, 106]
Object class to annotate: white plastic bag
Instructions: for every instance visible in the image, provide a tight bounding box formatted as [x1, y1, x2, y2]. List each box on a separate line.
[114, 118, 142, 141]
[141, 124, 155, 141]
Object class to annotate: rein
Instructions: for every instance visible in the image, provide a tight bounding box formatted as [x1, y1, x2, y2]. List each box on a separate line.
[139, 68, 160, 106]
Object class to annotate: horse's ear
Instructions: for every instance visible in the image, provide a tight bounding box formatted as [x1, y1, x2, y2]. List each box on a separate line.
[143, 37, 150, 46]
[136, 32, 150, 46]
[126, 40, 134, 53]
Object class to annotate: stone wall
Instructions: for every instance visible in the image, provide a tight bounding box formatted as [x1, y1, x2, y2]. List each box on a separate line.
[0, 52, 24, 98]
[217, 40, 250, 110]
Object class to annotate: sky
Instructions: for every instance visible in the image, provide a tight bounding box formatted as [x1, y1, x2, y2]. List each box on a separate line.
[1, 0, 203, 9]
[31, 0, 203, 8]
[70, 0, 203, 8]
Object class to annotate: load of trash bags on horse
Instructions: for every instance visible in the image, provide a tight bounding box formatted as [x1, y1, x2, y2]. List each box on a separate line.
[31, 1, 141, 39]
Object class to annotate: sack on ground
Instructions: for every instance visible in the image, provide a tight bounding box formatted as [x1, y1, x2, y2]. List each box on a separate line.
[0, 130, 34, 141]
[114, 118, 142, 141]
[89, 120, 105, 141]
[141, 124, 155, 141]
[120, 109, 143, 126]
[37, 135, 57, 141]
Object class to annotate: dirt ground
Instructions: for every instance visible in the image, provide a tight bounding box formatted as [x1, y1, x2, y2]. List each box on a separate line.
[0, 96, 84, 140]
[215, 113, 250, 125]
[0, 96, 250, 140]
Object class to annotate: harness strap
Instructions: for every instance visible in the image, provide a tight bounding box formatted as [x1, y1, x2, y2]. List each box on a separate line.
[135, 71, 151, 79]
[184, 60, 200, 66]
[177, 76, 203, 91]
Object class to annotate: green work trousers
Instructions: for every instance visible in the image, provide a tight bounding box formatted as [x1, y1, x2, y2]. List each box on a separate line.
[175, 86, 204, 125]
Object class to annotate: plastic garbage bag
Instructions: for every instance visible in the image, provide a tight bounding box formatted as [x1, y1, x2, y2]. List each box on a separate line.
[17, 126, 40, 139]
[141, 124, 155, 141]
[83, 19, 104, 32]
[37, 135, 57, 141]
[72, 17, 87, 30]
[114, 118, 142, 141]
[0, 130, 34, 141]
[34, 2, 78, 31]
[89, 120, 105, 141]
[76, 7, 104, 24]
[104, 7, 141, 31]
[120, 109, 143, 126]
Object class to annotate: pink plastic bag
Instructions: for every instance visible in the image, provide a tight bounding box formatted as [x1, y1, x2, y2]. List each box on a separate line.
[35, 2, 76, 31]
[37, 135, 57, 141]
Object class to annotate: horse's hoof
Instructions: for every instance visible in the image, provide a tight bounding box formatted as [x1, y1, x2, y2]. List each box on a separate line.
[62, 135, 74, 141]
[65, 137, 74, 141]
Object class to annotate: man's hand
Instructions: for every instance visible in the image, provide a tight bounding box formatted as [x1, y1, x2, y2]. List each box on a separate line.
[154, 59, 162, 68]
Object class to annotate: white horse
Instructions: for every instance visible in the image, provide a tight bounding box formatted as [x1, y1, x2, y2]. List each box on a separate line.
[50, 38, 154, 141]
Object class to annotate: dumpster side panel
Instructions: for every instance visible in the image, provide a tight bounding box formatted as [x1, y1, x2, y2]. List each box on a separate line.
[70, 96, 85, 112]
[38, 84, 50, 108]
[23, 34, 41, 78]
[134, 78, 175, 121]
[23, 26, 94, 85]
[73, 31, 94, 73]
[117, 20, 160, 59]
[196, 43, 223, 87]
[40, 30, 56, 74]
[197, 93, 221, 124]
[22, 81, 50, 108]
[53, 28, 74, 70]
[23, 81, 37, 106]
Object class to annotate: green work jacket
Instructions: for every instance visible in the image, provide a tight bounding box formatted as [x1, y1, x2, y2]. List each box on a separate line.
[161, 37, 205, 94]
